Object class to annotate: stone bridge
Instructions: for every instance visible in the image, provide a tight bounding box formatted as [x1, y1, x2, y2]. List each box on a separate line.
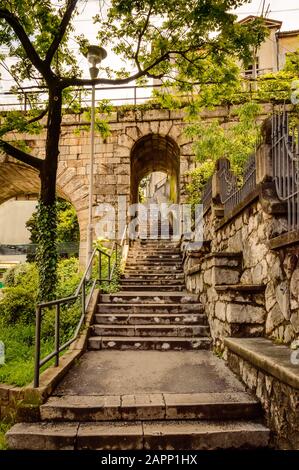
[0, 104, 272, 262]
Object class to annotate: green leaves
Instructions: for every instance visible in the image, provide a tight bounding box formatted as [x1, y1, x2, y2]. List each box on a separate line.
[35, 200, 58, 301]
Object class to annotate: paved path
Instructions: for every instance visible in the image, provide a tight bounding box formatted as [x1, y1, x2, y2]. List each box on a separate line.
[54, 350, 249, 396]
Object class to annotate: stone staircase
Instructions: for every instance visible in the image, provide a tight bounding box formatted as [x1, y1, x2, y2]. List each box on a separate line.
[6, 236, 270, 450]
[88, 238, 212, 352]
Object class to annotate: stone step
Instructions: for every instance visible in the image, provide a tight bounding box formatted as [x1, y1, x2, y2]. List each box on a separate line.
[88, 336, 212, 351]
[6, 420, 269, 450]
[124, 266, 184, 273]
[134, 243, 180, 249]
[120, 284, 185, 292]
[94, 312, 208, 325]
[40, 392, 261, 422]
[92, 324, 210, 337]
[121, 279, 185, 286]
[100, 292, 199, 304]
[130, 245, 181, 255]
[125, 261, 183, 267]
[126, 254, 182, 260]
[97, 303, 204, 315]
[122, 274, 185, 280]
[129, 249, 181, 254]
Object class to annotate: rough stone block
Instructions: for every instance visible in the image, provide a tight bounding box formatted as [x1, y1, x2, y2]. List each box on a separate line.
[212, 267, 240, 285]
[226, 303, 265, 324]
[215, 302, 226, 322]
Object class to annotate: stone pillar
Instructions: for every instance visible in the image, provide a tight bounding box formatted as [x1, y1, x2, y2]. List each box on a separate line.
[255, 143, 272, 184]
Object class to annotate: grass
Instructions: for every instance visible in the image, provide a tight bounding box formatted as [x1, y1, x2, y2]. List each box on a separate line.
[0, 421, 11, 450]
[0, 322, 54, 386]
[0, 256, 121, 387]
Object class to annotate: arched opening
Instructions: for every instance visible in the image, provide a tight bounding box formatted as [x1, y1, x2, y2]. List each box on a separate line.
[130, 134, 180, 205]
[0, 161, 80, 272]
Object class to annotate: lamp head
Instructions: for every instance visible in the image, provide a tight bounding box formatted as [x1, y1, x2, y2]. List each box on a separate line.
[86, 45, 107, 67]
[85, 45, 107, 79]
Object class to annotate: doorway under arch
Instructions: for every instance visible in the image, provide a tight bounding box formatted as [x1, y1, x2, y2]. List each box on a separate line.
[130, 134, 180, 205]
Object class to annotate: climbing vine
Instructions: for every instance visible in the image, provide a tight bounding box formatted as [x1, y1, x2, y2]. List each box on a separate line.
[35, 201, 58, 301]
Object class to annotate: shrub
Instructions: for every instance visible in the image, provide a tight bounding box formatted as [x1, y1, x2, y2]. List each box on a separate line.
[0, 286, 36, 325]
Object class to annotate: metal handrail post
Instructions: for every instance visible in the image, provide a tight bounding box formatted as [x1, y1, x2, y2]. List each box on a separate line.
[34, 306, 42, 388]
[54, 304, 60, 367]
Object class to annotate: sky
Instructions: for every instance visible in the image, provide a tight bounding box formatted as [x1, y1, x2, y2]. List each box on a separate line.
[0, 0, 299, 103]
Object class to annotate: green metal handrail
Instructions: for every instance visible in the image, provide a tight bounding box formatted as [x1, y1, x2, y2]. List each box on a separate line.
[33, 233, 126, 388]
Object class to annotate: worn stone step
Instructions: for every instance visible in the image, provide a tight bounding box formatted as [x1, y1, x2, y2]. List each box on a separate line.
[129, 249, 181, 254]
[97, 303, 204, 315]
[40, 392, 261, 422]
[125, 262, 183, 268]
[121, 279, 185, 286]
[124, 266, 184, 273]
[88, 336, 212, 351]
[141, 420, 269, 450]
[92, 324, 210, 337]
[126, 260, 182, 266]
[94, 312, 208, 325]
[120, 274, 185, 286]
[122, 273, 185, 280]
[127, 255, 181, 261]
[6, 420, 269, 450]
[120, 284, 185, 292]
[100, 292, 199, 304]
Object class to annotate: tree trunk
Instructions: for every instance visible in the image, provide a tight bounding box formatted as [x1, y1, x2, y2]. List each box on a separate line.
[36, 85, 63, 301]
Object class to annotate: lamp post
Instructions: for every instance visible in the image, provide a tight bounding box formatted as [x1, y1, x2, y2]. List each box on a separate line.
[85, 45, 107, 269]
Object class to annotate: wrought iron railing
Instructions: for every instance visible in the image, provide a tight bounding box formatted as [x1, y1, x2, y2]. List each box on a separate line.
[33, 233, 127, 388]
[217, 155, 257, 216]
[272, 111, 299, 232]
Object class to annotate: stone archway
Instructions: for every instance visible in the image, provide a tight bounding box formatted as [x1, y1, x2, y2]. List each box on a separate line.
[130, 134, 180, 205]
[0, 158, 86, 262]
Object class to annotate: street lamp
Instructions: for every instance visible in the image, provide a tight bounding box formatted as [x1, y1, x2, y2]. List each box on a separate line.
[85, 45, 107, 269]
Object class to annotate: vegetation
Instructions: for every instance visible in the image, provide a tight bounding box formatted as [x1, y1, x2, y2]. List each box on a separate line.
[26, 199, 80, 245]
[0, 1, 266, 299]
[185, 102, 262, 206]
[0, 259, 81, 386]
[0, 246, 121, 386]
[0, 421, 10, 450]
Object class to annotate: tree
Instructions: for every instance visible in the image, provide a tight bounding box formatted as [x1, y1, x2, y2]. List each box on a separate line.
[26, 199, 79, 245]
[0, 0, 266, 300]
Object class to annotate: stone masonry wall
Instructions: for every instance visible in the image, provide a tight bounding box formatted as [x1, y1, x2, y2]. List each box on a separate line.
[0, 104, 274, 265]
[227, 349, 299, 449]
[184, 182, 299, 348]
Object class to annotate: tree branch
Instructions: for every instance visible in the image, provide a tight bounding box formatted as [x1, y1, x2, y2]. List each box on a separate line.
[61, 52, 171, 88]
[134, 5, 153, 72]
[0, 8, 48, 77]
[0, 140, 43, 170]
[26, 107, 49, 125]
[45, 0, 79, 65]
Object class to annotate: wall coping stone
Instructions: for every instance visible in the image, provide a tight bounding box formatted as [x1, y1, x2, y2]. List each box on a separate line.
[224, 337, 299, 390]
[269, 229, 299, 250]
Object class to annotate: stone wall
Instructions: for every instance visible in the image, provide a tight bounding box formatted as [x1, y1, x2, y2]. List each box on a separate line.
[184, 145, 299, 348]
[0, 103, 274, 265]
[225, 338, 299, 449]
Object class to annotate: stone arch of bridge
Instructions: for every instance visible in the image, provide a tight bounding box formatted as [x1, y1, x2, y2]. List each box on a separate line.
[130, 134, 180, 205]
[0, 159, 85, 255]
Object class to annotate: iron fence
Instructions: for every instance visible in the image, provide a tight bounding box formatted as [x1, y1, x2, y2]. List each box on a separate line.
[272, 111, 299, 232]
[217, 154, 257, 216]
